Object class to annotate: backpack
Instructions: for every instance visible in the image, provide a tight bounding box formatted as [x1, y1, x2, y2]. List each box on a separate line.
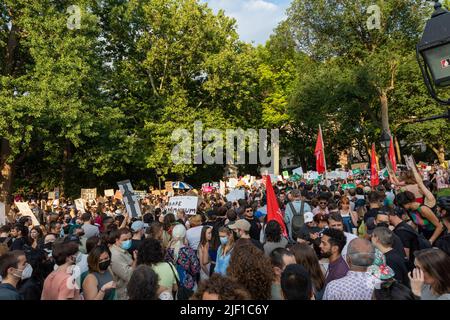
[289, 201, 305, 242]
[396, 224, 432, 251]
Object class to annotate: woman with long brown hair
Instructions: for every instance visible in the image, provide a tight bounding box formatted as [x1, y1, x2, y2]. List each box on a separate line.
[198, 226, 213, 281]
[290, 243, 326, 300]
[338, 196, 358, 234]
[409, 248, 450, 300]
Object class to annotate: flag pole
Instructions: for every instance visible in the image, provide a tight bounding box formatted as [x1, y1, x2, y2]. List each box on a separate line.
[319, 124, 328, 186]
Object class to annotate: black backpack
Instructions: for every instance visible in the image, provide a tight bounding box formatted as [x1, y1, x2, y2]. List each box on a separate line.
[289, 201, 305, 242]
[396, 224, 432, 251]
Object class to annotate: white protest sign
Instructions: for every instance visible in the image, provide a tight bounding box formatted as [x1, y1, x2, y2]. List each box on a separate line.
[226, 189, 246, 202]
[166, 196, 198, 215]
[104, 189, 114, 197]
[292, 167, 303, 176]
[134, 190, 147, 200]
[219, 180, 226, 196]
[15, 202, 40, 226]
[0, 202, 5, 226]
[228, 178, 238, 189]
[309, 171, 319, 180]
[117, 180, 142, 218]
[74, 198, 86, 213]
[337, 171, 349, 180]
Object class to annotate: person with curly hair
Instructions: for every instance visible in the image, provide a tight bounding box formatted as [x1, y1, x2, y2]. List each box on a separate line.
[137, 238, 178, 294]
[227, 244, 273, 300]
[127, 265, 172, 300]
[191, 273, 251, 300]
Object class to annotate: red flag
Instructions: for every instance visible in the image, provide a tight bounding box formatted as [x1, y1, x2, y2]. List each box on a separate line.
[315, 126, 326, 174]
[371, 143, 380, 187]
[264, 175, 287, 237]
[388, 136, 397, 173]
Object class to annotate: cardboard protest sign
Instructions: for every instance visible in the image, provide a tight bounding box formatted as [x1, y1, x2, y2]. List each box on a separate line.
[117, 180, 141, 218]
[165, 181, 174, 192]
[74, 198, 86, 213]
[114, 190, 123, 200]
[292, 167, 303, 176]
[81, 188, 97, 201]
[166, 196, 198, 215]
[15, 202, 40, 226]
[226, 189, 246, 202]
[104, 189, 114, 197]
[48, 192, 55, 200]
[0, 202, 5, 226]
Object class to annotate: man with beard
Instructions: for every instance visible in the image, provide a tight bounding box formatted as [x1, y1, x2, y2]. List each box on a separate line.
[319, 228, 348, 285]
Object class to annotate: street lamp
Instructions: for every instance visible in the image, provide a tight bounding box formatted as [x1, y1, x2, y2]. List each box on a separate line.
[416, 1, 450, 113]
[379, 130, 391, 156]
[156, 169, 162, 193]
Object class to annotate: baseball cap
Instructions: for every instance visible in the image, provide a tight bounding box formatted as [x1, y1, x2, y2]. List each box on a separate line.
[131, 220, 149, 232]
[64, 234, 81, 244]
[304, 212, 314, 223]
[228, 219, 251, 232]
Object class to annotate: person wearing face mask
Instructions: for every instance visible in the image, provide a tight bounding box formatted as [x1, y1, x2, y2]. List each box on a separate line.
[110, 228, 137, 300]
[215, 226, 235, 276]
[41, 238, 82, 300]
[82, 245, 116, 300]
[128, 221, 148, 257]
[0, 250, 28, 300]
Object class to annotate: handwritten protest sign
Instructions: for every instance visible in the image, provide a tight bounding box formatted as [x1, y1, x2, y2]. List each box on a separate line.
[0, 202, 5, 226]
[226, 189, 246, 202]
[165, 181, 174, 193]
[104, 189, 114, 197]
[74, 198, 86, 213]
[15, 202, 40, 226]
[166, 196, 198, 215]
[81, 188, 97, 201]
[134, 190, 147, 200]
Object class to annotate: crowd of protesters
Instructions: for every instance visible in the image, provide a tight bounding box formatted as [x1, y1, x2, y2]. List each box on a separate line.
[0, 163, 450, 300]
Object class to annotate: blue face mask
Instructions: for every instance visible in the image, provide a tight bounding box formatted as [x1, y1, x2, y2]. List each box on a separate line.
[121, 239, 132, 250]
[220, 237, 228, 245]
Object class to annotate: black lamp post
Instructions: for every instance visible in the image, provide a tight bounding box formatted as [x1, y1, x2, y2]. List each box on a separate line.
[416, 1, 450, 120]
[379, 130, 391, 157]
[156, 169, 162, 193]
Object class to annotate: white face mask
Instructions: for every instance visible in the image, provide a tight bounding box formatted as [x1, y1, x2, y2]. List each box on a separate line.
[21, 264, 33, 280]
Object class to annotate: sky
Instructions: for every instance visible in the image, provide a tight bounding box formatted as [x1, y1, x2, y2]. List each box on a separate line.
[203, 0, 291, 45]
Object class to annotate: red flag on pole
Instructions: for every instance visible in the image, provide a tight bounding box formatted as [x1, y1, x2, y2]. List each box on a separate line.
[315, 125, 326, 174]
[371, 143, 380, 187]
[264, 175, 287, 237]
[388, 136, 397, 173]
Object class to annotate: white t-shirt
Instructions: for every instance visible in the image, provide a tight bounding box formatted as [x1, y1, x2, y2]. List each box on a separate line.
[186, 226, 203, 251]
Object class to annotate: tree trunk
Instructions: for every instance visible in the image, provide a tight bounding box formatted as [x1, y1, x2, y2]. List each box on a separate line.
[380, 91, 391, 135]
[0, 138, 14, 204]
[429, 144, 446, 164]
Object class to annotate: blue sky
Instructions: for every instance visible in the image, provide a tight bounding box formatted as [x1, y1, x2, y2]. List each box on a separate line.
[203, 0, 291, 45]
